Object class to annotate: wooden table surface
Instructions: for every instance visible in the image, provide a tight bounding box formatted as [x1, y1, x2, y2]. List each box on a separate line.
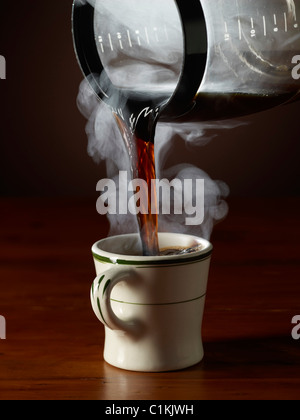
[0, 197, 299, 400]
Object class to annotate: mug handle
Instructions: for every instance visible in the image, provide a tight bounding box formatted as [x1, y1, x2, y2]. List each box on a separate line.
[91, 267, 140, 335]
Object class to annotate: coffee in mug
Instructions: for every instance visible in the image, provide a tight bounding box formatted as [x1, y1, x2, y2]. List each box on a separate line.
[91, 232, 213, 372]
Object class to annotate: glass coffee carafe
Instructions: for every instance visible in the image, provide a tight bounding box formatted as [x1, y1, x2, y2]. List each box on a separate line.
[72, 0, 300, 140]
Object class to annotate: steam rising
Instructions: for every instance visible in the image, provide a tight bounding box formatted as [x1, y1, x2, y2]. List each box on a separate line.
[76, 0, 234, 240]
[76, 0, 299, 240]
[78, 78, 233, 240]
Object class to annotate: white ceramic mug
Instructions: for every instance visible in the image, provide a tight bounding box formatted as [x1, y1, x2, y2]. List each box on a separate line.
[91, 232, 213, 372]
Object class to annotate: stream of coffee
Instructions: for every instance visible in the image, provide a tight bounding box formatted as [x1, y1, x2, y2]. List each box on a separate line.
[113, 114, 159, 256]
[135, 138, 159, 256]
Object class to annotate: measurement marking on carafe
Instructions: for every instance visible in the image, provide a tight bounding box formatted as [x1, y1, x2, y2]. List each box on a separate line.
[294, 14, 299, 29]
[144, 27, 150, 45]
[108, 33, 114, 51]
[136, 30, 141, 46]
[274, 14, 279, 32]
[294, 9, 299, 28]
[117, 33, 124, 50]
[263, 16, 267, 36]
[284, 12, 288, 32]
[250, 17, 256, 38]
[224, 22, 230, 41]
[238, 18, 242, 41]
[127, 30, 133, 48]
[98, 36, 104, 53]
[164, 24, 169, 41]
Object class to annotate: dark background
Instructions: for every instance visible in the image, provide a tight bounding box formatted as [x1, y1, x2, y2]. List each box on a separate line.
[0, 0, 299, 198]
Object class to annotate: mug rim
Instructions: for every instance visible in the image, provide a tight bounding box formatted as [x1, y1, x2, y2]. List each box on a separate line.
[92, 232, 213, 266]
